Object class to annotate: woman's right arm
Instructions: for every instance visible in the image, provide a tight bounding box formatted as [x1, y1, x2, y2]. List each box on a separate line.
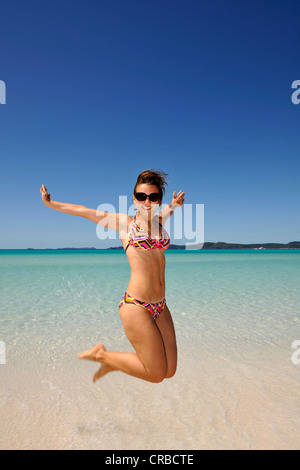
[40, 184, 131, 232]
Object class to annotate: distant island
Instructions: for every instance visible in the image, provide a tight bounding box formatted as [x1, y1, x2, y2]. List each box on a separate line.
[107, 241, 300, 250]
[21, 242, 300, 250]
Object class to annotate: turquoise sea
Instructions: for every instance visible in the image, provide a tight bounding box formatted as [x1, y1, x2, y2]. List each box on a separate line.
[0, 249, 300, 450]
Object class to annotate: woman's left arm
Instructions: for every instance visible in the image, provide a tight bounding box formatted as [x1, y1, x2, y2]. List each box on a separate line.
[158, 190, 185, 223]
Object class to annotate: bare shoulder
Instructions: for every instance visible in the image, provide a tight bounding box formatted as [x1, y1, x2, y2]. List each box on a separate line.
[153, 213, 164, 226]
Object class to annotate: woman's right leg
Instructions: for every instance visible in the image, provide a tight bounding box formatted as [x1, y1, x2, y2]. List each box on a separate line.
[78, 303, 168, 383]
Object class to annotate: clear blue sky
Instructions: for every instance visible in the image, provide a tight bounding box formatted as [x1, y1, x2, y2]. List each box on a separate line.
[0, 0, 299, 248]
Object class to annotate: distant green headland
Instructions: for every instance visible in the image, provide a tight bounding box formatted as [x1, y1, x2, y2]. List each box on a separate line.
[108, 241, 300, 250]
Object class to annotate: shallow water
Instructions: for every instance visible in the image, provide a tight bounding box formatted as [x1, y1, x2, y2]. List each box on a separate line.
[0, 249, 299, 449]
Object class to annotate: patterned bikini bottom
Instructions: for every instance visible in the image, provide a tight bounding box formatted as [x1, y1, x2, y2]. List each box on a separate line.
[118, 291, 166, 320]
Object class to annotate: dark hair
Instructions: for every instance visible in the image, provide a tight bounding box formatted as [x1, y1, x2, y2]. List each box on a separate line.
[134, 169, 168, 202]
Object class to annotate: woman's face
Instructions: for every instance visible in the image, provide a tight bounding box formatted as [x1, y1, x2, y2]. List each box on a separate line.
[133, 183, 161, 216]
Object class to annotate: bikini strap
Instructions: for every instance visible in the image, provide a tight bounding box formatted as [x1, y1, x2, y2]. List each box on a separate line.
[124, 216, 136, 252]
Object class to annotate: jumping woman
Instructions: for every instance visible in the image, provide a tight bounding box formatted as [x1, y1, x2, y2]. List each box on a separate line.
[40, 169, 185, 384]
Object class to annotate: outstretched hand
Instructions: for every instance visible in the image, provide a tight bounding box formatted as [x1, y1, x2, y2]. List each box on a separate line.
[40, 184, 51, 204]
[171, 190, 185, 207]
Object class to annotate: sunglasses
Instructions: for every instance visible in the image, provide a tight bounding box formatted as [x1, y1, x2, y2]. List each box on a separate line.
[134, 192, 161, 203]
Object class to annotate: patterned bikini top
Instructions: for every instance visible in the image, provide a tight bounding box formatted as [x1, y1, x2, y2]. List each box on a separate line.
[125, 217, 170, 252]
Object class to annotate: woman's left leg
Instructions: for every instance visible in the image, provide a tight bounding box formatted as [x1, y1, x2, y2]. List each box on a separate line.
[155, 304, 177, 378]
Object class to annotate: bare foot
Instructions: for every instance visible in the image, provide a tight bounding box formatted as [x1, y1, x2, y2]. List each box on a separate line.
[78, 343, 105, 362]
[93, 363, 115, 383]
[78, 344, 115, 383]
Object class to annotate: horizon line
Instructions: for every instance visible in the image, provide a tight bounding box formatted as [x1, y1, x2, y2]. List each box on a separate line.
[0, 240, 300, 251]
